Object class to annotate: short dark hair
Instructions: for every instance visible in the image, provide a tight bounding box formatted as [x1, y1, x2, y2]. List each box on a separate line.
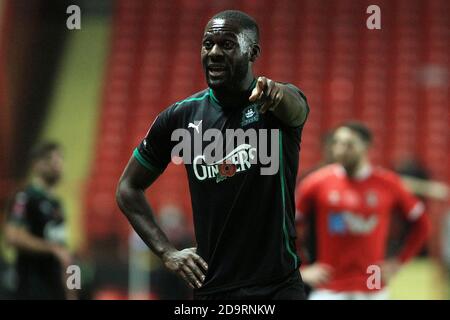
[338, 121, 373, 144]
[30, 142, 61, 161]
[210, 10, 259, 43]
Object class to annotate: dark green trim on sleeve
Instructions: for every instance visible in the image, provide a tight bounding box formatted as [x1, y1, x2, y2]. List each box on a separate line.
[132, 148, 163, 174]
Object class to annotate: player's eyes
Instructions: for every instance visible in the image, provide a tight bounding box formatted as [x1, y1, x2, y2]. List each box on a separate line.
[223, 40, 235, 50]
[203, 40, 213, 50]
[202, 39, 235, 51]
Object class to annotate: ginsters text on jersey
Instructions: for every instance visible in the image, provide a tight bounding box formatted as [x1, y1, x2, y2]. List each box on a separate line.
[170, 127, 280, 182]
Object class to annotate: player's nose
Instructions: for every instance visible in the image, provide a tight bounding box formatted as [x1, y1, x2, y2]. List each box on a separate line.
[209, 44, 224, 58]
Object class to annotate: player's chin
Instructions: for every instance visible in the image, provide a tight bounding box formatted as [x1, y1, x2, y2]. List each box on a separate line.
[206, 77, 229, 90]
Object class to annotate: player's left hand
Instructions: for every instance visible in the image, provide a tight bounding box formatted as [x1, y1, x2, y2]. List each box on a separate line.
[249, 76, 284, 114]
[162, 247, 208, 289]
[381, 259, 401, 284]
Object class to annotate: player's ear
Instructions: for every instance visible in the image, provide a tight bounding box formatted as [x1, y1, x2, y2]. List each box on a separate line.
[249, 44, 260, 62]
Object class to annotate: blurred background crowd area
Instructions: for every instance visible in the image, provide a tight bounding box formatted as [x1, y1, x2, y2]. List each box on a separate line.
[0, 0, 448, 299]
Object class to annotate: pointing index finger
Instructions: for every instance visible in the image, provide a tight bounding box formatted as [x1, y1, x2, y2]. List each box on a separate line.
[249, 77, 266, 102]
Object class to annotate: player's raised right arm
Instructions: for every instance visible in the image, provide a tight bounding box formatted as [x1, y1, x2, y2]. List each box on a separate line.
[116, 157, 207, 288]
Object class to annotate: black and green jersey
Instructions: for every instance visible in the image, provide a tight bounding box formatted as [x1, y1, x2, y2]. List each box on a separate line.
[134, 80, 309, 295]
[7, 185, 67, 299]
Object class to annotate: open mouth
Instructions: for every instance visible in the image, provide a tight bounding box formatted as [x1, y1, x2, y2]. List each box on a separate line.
[208, 65, 227, 77]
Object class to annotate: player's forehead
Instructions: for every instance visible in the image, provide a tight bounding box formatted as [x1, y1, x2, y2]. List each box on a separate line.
[203, 18, 242, 39]
[47, 150, 64, 163]
[37, 149, 62, 162]
[334, 127, 360, 143]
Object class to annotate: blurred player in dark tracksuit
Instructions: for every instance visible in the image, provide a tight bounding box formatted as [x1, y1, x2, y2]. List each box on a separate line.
[4, 142, 74, 299]
[296, 122, 431, 299]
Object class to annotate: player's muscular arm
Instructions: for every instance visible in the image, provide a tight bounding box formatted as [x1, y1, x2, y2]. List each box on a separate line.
[249, 76, 309, 127]
[116, 157, 208, 288]
[116, 158, 174, 256]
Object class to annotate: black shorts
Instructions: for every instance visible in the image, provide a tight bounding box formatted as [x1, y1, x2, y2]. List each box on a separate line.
[194, 270, 306, 300]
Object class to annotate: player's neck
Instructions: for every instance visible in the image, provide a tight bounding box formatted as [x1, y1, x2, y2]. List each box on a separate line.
[212, 75, 256, 108]
[345, 160, 372, 180]
[31, 176, 55, 195]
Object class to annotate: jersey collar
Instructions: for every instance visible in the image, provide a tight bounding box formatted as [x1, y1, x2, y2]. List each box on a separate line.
[335, 163, 373, 181]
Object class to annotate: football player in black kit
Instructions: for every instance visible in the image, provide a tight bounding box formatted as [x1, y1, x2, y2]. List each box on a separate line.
[4, 142, 74, 299]
[116, 10, 309, 300]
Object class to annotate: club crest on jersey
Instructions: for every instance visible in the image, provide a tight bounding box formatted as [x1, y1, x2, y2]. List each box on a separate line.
[328, 190, 340, 205]
[366, 191, 378, 207]
[40, 201, 54, 217]
[241, 104, 259, 127]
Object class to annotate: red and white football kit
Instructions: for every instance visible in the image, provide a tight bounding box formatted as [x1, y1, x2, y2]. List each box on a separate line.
[296, 164, 430, 297]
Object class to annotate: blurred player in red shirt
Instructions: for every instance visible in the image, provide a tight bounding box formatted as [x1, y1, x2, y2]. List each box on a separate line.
[296, 122, 431, 299]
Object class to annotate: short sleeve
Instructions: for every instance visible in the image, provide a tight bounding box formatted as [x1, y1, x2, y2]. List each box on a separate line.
[265, 84, 309, 145]
[133, 107, 174, 174]
[7, 191, 29, 227]
[286, 83, 309, 120]
[283, 83, 310, 128]
[392, 176, 424, 221]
